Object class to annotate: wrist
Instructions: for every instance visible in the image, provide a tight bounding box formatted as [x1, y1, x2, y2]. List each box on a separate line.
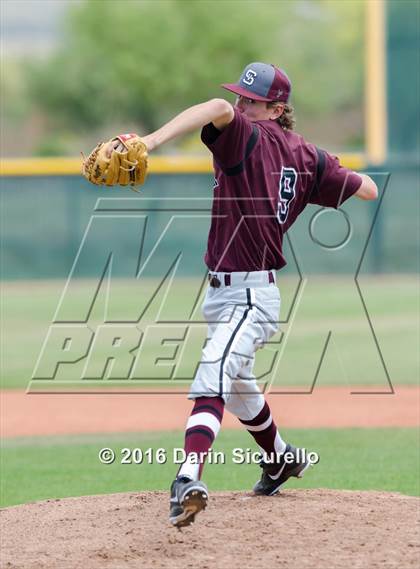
[142, 133, 158, 152]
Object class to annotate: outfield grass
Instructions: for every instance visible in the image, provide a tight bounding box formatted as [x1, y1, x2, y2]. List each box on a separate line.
[1, 427, 418, 508]
[1, 276, 418, 390]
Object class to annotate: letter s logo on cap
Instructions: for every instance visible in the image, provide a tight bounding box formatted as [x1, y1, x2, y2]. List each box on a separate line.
[243, 69, 257, 85]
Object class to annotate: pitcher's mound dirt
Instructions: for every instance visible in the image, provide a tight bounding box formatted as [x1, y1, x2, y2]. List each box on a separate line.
[1, 490, 419, 569]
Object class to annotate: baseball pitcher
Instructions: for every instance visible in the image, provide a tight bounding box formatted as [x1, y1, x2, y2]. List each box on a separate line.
[83, 62, 378, 528]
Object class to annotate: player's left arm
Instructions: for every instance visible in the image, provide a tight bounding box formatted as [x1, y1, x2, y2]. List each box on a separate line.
[142, 99, 234, 151]
[106, 99, 234, 158]
[354, 173, 378, 200]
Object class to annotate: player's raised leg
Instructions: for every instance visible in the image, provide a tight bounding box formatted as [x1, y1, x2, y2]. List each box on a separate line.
[169, 395, 224, 528]
[170, 293, 255, 527]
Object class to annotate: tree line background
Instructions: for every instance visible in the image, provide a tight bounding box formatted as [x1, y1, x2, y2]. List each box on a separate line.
[2, 0, 365, 157]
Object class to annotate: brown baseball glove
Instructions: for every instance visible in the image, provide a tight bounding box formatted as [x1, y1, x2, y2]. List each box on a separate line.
[82, 133, 148, 189]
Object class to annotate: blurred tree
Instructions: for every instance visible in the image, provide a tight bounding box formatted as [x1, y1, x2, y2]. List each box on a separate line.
[28, 0, 283, 132]
[27, 0, 363, 136]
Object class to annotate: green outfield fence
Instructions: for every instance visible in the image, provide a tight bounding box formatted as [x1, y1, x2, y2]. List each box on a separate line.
[0, 156, 418, 279]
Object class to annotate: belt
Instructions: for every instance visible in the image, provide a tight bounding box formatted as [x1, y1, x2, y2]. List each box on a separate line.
[208, 270, 276, 288]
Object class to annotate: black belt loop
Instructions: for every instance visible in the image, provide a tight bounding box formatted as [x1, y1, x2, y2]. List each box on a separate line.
[268, 271, 275, 284]
[224, 274, 231, 286]
[208, 274, 221, 288]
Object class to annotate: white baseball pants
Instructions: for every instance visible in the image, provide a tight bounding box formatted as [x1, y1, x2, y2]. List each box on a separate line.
[189, 270, 280, 421]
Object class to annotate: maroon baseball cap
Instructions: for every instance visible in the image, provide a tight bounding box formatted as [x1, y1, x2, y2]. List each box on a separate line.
[222, 62, 291, 103]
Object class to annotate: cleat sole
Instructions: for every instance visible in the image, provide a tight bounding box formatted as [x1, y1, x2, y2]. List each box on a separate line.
[170, 488, 208, 528]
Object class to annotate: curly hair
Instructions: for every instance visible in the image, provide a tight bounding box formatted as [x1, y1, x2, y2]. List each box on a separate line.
[267, 102, 296, 131]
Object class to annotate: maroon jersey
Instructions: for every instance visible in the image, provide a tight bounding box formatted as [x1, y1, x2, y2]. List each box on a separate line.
[201, 107, 362, 272]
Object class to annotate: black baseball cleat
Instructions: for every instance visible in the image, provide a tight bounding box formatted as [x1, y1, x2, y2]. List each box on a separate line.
[169, 476, 208, 528]
[253, 443, 312, 496]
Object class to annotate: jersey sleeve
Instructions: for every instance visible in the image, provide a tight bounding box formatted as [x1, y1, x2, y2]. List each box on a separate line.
[201, 107, 255, 169]
[309, 150, 363, 208]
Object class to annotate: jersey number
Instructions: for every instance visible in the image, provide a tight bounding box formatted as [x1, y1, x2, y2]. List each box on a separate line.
[277, 167, 297, 224]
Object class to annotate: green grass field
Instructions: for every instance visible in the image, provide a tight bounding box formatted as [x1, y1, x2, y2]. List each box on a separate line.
[1, 276, 418, 390]
[2, 276, 418, 510]
[1, 428, 419, 508]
